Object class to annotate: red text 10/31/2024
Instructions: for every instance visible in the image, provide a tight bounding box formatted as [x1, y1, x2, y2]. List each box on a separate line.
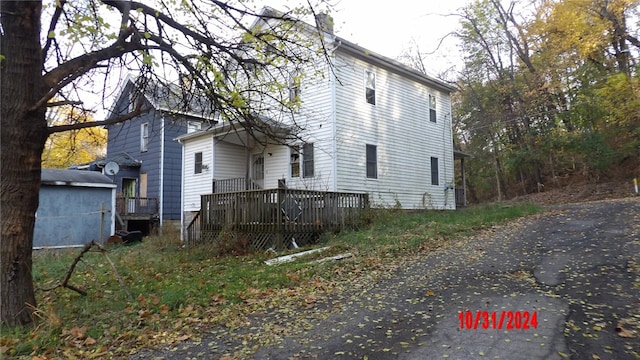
[458, 310, 538, 330]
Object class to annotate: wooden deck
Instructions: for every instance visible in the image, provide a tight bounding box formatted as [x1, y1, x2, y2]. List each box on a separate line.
[187, 189, 368, 250]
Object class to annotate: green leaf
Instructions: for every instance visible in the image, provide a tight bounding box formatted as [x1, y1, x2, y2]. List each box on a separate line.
[48, 30, 55, 39]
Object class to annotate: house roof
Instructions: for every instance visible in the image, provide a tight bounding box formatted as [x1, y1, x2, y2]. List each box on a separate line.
[175, 114, 293, 144]
[92, 152, 142, 167]
[72, 152, 142, 170]
[255, 7, 457, 94]
[454, 149, 471, 159]
[333, 37, 457, 94]
[41, 169, 116, 188]
[107, 75, 217, 122]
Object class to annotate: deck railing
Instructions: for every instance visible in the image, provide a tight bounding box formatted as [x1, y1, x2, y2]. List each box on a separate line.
[194, 188, 368, 249]
[212, 177, 261, 193]
[116, 197, 159, 217]
[185, 211, 201, 246]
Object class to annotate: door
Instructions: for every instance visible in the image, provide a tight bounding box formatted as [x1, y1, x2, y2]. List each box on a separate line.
[252, 153, 264, 189]
[122, 178, 137, 213]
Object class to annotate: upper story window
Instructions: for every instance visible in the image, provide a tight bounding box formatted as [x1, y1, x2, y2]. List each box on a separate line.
[194, 152, 203, 174]
[302, 143, 314, 178]
[289, 73, 301, 104]
[187, 121, 201, 133]
[429, 94, 437, 123]
[290, 146, 300, 178]
[140, 122, 149, 152]
[365, 71, 376, 105]
[366, 144, 377, 179]
[128, 89, 135, 113]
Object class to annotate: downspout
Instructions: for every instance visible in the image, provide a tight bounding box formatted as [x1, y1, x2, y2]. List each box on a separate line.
[110, 186, 116, 238]
[178, 136, 185, 241]
[159, 115, 165, 226]
[331, 40, 341, 192]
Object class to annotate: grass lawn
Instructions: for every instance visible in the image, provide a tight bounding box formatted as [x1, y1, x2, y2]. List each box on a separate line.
[0, 203, 540, 358]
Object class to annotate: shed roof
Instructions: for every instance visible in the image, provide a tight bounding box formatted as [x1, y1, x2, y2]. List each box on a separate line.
[41, 169, 116, 188]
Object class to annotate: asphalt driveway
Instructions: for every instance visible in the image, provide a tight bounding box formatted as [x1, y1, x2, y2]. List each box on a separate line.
[133, 198, 640, 359]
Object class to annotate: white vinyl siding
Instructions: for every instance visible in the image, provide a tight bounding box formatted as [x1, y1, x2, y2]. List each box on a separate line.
[182, 136, 213, 212]
[333, 52, 455, 209]
[214, 140, 246, 180]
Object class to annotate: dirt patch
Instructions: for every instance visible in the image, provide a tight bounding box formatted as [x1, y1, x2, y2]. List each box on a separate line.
[507, 180, 638, 205]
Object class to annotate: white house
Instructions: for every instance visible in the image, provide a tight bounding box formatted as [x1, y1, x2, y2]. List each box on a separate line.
[177, 8, 460, 234]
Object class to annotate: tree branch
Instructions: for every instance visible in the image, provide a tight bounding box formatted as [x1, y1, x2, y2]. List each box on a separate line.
[46, 100, 83, 108]
[34, 27, 142, 112]
[48, 106, 150, 134]
[41, 0, 67, 61]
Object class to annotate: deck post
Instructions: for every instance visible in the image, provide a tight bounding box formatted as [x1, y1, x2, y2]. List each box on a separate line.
[276, 188, 284, 250]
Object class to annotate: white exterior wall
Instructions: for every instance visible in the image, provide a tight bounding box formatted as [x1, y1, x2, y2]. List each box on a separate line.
[180, 38, 455, 211]
[215, 140, 246, 180]
[268, 61, 337, 191]
[182, 135, 213, 212]
[332, 52, 455, 209]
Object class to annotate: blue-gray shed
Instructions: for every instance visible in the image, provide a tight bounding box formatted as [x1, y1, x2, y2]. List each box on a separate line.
[34, 169, 116, 249]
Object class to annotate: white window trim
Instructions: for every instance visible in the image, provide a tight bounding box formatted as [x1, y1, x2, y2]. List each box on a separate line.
[365, 70, 376, 106]
[140, 122, 149, 152]
[429, 94, 437, 123]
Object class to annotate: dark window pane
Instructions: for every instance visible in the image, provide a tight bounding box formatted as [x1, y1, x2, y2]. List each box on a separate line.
[194, 152, 203, 174]
[303, 143, 314, 178]
[431, 157, 439, 185]
[366, 144, 377, 179]
[366, 88, 375, 105]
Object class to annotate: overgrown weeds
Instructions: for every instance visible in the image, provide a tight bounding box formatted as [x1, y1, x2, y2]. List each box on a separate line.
[0, 202, 540, 358]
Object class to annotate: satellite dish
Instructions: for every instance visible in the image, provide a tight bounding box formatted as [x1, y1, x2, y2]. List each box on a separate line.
[104, 161, 120, 176]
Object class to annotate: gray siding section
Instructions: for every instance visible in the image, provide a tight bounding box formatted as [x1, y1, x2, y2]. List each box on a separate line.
[162, 119, 188, 220]
[107, 92, 193, 221]
[34, 186, 114, 248]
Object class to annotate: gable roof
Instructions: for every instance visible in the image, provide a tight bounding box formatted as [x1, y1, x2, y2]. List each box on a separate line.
[333, 37, 457, 94]
[254, 7, 457, 94]
[107, 75, 217, 122]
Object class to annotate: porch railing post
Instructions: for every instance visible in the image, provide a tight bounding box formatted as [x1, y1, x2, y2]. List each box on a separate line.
[276, 188, 284, 250]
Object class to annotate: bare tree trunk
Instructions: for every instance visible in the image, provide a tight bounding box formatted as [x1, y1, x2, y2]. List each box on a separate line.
[1, 1, 49, 327]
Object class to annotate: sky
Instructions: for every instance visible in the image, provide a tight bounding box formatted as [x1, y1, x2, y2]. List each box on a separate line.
[273, 0, 472, 79]
[329, 0, 470, 77]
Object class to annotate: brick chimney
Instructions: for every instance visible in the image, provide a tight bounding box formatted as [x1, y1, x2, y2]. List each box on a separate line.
[316, 13, 334, 34]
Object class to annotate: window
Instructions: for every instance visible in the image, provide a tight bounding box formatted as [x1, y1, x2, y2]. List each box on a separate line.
[430, 157, 439, 185]
[128, 89, 136, 113]
[290, 146, 300, 178]
[194, 152, 203, 174]
[187, 121, 201, 133]
[302, 143, 314, 178]
[365, 71, 376, 105]
[429, 94, 437, 122]
[140, 123, 149, 152]
[289, 73, 301, 104]
[366, 144, 377, 179]
[252, 154, 264, 181]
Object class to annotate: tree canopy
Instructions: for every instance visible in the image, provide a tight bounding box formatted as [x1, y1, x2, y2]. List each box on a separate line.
[452, 0, 640, 202]
[1, 0, 331, 327]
